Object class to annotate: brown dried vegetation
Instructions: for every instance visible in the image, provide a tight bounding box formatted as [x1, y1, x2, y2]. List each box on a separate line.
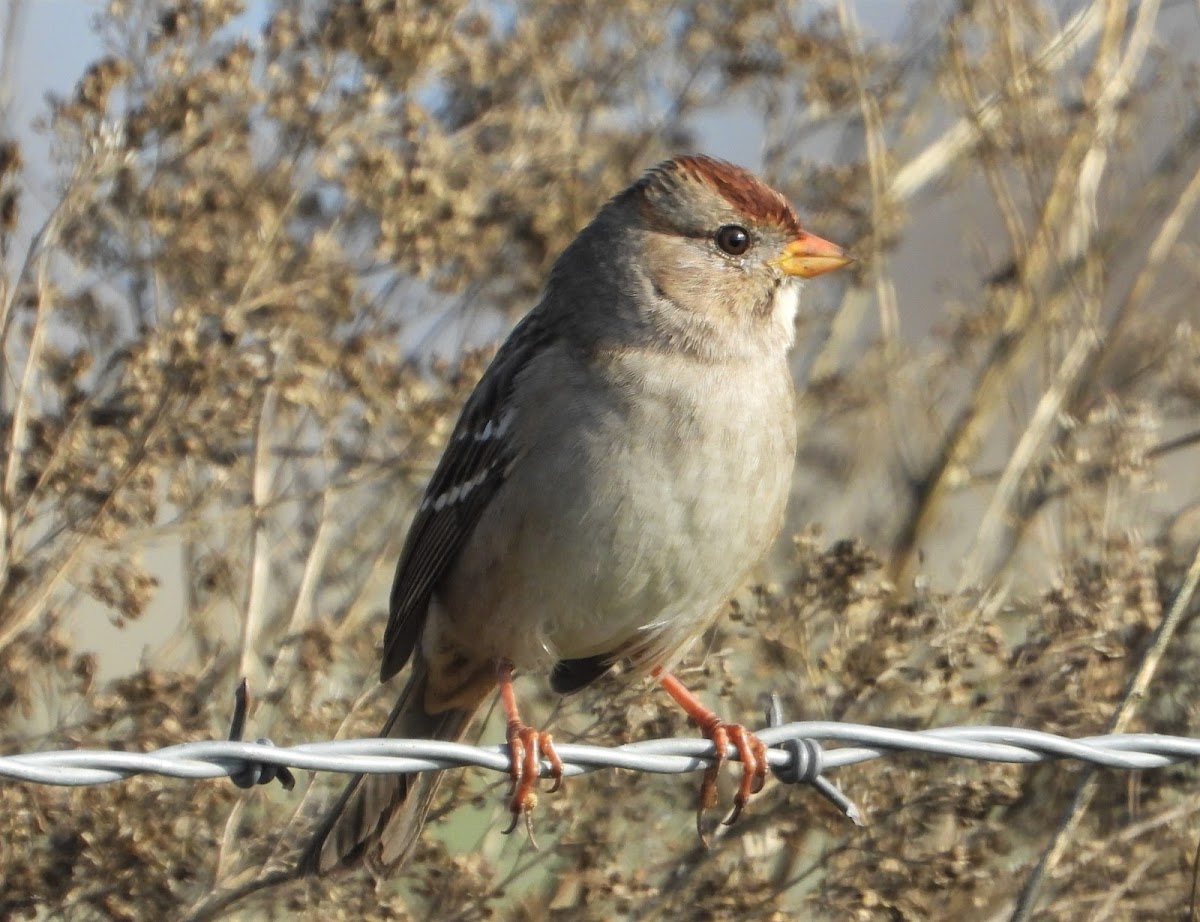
[2, 1, 1200, 919]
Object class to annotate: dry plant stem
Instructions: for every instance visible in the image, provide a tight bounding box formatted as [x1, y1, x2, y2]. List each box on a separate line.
[216, 791, 249, 884]
[889, 0, 1153, 585]
[1102, 154, 1200, 354]
[1008, 540, 1200, 922]
[0, 206, 61, 596]
[256, 459, 336, 727]
[0, 0, 25, 111]
[1069, 0, 1162, 263]
[0, 382, 177, 652]
[810, 6, 1107, 386]
[1089, 851, 1157, 922]
[498, 659, 563, 838]
[1058, 795, 1200, 892]
[888, 2, 1106, 202]
[655, 668, 769, 839]
[946, 16, 1029, 268]
[219, 352, 287, 879]
[325, 525, 407, 649]
[237, 352, 283, 686]
[835, 0, 898, 343]
[972, 155, 1200, 584]
[958, 325, 1100, 589]
[174, 868, 296, 922]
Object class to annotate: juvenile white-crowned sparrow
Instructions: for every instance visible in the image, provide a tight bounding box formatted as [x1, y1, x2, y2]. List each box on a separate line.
[299, 155, 852, 876]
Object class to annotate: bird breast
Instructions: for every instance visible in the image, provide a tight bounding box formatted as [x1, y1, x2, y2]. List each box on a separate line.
[435, 340, 798, 673]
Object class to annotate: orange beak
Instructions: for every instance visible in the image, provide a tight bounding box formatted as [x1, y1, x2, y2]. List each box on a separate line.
[774, 230, 854, 278]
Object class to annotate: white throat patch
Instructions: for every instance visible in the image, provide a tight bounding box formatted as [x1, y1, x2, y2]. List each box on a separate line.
[772, 281, 800, 339]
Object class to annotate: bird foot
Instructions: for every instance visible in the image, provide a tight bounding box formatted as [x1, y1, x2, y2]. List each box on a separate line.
[501, 720, 564, 837]
[496, 659, 564, 839]
[655, 669, 769, 842]
[695, 718, 768, 838]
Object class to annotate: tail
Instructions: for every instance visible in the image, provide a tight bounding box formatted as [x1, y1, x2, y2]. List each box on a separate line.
[296, 656, 478, 876]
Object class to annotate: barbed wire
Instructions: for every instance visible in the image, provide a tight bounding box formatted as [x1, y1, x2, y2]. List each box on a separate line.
[6, 715, 1200, 821]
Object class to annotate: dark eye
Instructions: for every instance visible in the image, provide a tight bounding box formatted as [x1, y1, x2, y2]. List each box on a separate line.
[714, 224, 751, 256]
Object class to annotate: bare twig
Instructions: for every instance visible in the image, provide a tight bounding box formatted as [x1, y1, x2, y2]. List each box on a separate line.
[1010, 537, 1200, 921]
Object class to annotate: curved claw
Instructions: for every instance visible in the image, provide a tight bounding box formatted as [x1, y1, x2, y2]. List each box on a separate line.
[542, 731, 565, 794]
[655, 669, 772, 838]
[501, 809, 522, 836]
[502, 721, 562, 839]
[695, 719, 770, 832]
[496, 660, 564, 841]
[722, 724, 769, 826]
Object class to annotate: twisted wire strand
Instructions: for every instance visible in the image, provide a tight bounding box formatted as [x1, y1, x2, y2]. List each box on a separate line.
[3, 722, 1197, 788]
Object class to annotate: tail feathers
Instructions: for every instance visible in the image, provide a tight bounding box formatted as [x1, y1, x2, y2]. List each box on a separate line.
[297, 658, 476, 877]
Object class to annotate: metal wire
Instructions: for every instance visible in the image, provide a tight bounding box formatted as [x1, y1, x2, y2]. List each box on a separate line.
[4, 722, 1198, 788]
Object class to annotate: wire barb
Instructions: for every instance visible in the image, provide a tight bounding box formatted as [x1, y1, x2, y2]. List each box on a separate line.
[225, 679, 296, 791]
[766, 695, 863, 825]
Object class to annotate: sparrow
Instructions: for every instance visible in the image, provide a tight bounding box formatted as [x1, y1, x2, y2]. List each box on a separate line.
[298, 155, 852, 875]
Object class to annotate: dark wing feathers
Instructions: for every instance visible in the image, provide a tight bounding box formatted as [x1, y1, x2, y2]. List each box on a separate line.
[380, 310, 553, 682]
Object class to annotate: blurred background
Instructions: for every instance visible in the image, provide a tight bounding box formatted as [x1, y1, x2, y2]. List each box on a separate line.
[2, 1, 1199, 919]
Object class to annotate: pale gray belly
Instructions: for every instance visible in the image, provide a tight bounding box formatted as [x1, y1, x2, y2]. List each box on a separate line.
[436, 349, 796, 671]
